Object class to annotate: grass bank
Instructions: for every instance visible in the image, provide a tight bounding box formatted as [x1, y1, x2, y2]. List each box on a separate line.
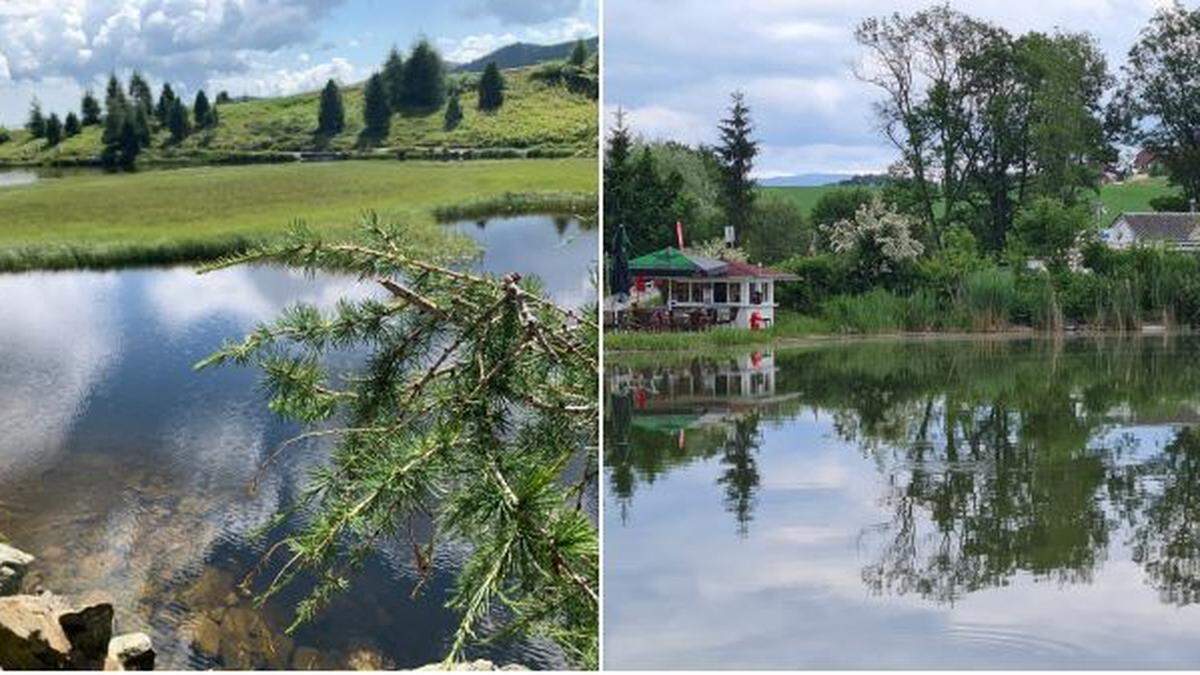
[606, 312, 834, 352]
[0, 158, 596, 272]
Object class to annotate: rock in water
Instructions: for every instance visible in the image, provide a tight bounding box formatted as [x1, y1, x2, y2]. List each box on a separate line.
[105, 632, 156, 671]
[0, 544, 35, 596]
[0, 593, 114, 669]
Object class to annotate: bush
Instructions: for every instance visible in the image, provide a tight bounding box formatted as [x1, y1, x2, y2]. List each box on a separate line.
[777, 254, 851, 314]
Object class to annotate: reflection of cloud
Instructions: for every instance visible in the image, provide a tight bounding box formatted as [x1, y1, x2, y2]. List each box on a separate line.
[145, 265, 376, 333]
[0, 271, 118, 479]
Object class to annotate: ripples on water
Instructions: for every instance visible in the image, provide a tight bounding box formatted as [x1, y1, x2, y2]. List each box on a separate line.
[0, 216, 595, 669]
[604, 340, 1200, 668]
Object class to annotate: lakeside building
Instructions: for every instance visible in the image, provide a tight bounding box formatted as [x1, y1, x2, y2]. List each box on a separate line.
[612, 247, 796, 330]
[1103, 212, 1200, 250]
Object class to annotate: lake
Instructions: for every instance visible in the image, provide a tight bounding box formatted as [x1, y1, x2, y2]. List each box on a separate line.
[604, 338, 1200, 669]
[0, 215, 595, 669]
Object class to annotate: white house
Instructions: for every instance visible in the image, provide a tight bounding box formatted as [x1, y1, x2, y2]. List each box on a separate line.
[1102, 212, 1200, 251]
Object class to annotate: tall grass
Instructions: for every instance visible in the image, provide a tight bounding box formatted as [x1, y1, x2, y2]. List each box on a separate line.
[960, 268, 1017, 332]
[432, 190, 596, 223]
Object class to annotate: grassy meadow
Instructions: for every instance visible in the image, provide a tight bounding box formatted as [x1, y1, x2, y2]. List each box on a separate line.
[0, 65, 597, 166]
[0, 158, 595, 271]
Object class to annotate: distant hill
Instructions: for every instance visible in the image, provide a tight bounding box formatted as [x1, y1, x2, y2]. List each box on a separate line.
[0, 64, 597, 166]
[759, 173, 851, 187]
[454, 36, 598, 72]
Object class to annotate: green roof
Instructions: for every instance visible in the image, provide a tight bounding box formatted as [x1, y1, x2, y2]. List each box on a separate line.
[628, 247, 728, 277]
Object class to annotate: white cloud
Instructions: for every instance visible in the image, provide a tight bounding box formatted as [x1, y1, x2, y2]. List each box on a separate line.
[207, 56, 357, 97]
[441, 15, 594, 63]
[459, 0, 584, 26]
[0, 0, 345, 88]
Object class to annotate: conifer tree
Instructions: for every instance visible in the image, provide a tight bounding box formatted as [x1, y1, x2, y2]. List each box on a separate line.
[477, 62, 505, 111]
[362, 72, 391, 138]
[26, 99, 45, 138]
[81, 91, 101, 125]
[133, 104, 151, 147]
[118, 114, 141, 168]
[156, 83, 176, 124]
[715, 91, 758, 239]
[167, 98, 190, 141]
[129, 71, 154, 118]
[193, 90, 213, 128]
[399, 38, 446, 109]
[64, 112, 81, 137]
[198, 214, 599, 669]
[444, 91, 463, 130]
[569, 39, 589, 66]
[105, 73, 126, 115]
[317, 79, 345, 135]
[44, 113, 62, 146]
[382, 46, 405, 110]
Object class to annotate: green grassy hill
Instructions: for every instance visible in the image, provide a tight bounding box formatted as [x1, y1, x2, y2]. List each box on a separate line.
[763, 176, 1178, 227]
[0, 65, 597, 166]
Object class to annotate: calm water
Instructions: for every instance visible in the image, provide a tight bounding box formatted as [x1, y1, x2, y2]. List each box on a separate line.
[0, 216, 595, 669]
[605, 338, 1200, 669]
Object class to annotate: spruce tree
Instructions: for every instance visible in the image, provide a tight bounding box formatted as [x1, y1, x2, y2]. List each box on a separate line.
[569, 39, 589, 66]
[81, 91, 101, 125]
[167, 98, 190, 141]
[129, 71, 154, 118]
[362, 72, 391, 139]
[444, 92, 463, 130]
[603, 108, 633, 244]
[193, 90, 213, 128]
[478, 62, 505, 111]
[118, 115, 141, 169]
[317, 79, 345, 135]
[26, 99, 45, 138]
[44, 113, 62, 146]
[399, 38, 446, 109]
[198, 214, 599, 669]
[105, 74, 126, 116]
[715, 91, 758, 238]
[156, 83, 176, 125]
[133, 104, 151, 147]
[64, 112, 81, 137]
[382, 46, 405, 110]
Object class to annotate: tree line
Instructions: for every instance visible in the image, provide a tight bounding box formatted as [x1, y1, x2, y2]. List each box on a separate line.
[316, 36, 550, 142]
[605, 3, 1200, 331]
[21, 70, 223, 169]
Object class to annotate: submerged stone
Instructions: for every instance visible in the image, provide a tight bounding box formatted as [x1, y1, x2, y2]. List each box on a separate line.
[105, 632, 155, 671]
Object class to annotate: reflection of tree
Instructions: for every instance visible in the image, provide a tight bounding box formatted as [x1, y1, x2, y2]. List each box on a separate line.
[717, 414, 762, 537]
[1130, 427, 1200, 606]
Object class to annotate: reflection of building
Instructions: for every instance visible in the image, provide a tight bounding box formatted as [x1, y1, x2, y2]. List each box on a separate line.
[607, 352, 779, 412]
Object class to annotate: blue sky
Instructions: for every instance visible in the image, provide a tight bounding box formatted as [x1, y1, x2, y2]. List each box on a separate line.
[0, 0, 597, 126]
[605, 0, 1171, 178]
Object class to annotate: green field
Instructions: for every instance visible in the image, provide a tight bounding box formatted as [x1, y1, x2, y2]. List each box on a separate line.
[763, 177, 1177, 226]
[0, 65, 597, 166]
[0, 158, 595, 271]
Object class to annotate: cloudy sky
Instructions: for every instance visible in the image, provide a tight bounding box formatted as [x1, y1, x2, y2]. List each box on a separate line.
[0, 0, 597, 126]
[605, 0, 1173, 178]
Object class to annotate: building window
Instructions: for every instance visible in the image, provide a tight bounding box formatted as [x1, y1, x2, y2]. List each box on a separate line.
[729, 282, 742, 303]
[750, 282, 764, 305]
[691, 283, 707, 303]
[672, 282, 689, 304]
[713, 283, 728, 303]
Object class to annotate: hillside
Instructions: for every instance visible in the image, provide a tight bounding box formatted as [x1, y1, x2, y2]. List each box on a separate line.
[454, 37, 598, 72]
[763, 176, 1178, 227]
[0, 64, 597, 166]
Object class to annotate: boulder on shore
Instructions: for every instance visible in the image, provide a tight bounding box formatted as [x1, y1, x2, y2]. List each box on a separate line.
[0, 592, 114, 669]
[105, 632, 156, 671]
[0, 543, 35, 596]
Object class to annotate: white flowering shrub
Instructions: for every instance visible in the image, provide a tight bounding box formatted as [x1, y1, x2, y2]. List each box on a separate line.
[826, 194, 924, 280]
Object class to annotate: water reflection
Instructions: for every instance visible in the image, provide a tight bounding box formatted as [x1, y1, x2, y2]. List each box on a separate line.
[605, 338, 1200, 668]
[0, 216, 587, 670]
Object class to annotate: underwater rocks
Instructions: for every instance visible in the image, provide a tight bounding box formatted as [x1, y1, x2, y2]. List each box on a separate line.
[105, 632, 156, 671]
[0, 543, 34, 596]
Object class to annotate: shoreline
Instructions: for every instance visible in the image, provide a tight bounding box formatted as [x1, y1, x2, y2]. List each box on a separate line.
[606, 325, 1192, 358]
